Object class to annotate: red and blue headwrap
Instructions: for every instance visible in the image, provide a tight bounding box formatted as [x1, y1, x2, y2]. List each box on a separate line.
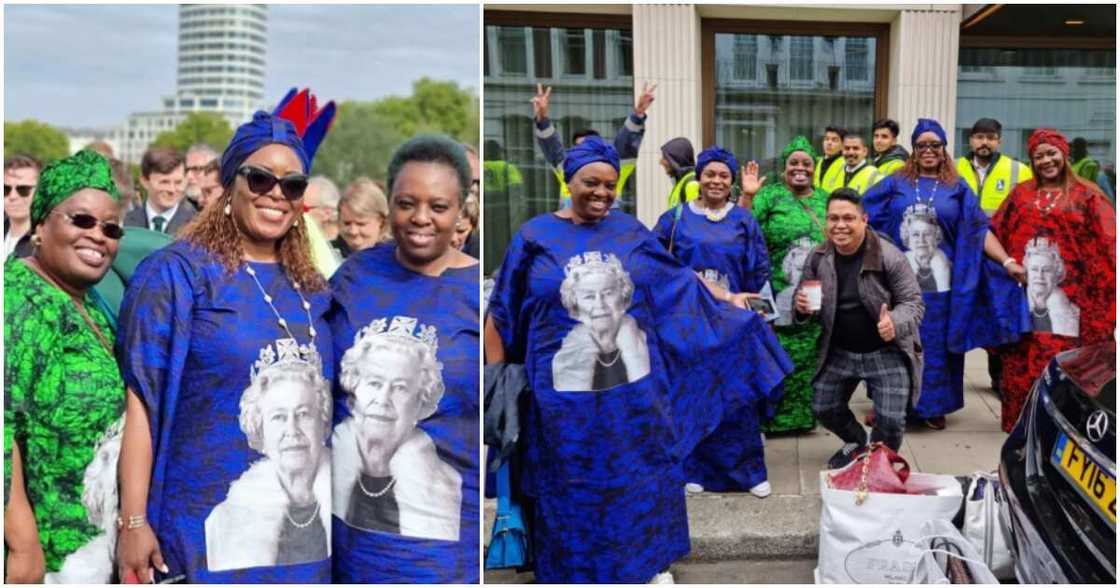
[563, 135, 620, 183]
[911, 118, 948, 147]
[219, 112, 309, 188]
[696, 145, 739, 184]
[272, 87, 336, 164]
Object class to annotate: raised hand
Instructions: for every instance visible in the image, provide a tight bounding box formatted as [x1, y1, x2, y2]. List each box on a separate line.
[740, 160, 766, 196]
[530, 83, 552, 121]
[634, 82, 656, 116]
[877, 304, 896, 342]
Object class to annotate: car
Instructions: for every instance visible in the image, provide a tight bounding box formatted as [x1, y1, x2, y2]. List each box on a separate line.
[999, 342, 1115, 584]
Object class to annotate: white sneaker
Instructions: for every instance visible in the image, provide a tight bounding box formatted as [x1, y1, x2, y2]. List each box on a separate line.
[649, 570, 675, 584]
[684, 482, 705, 495]
[749, 480, 772, 498]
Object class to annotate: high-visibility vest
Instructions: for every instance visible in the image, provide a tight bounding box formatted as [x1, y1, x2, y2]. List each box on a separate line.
[1071, 157, 1100, 182]
[957, 154, 1033, 213]
[666, 171, 700, 208]
[483, 160, 523, 193]
[555, 161, 636, 209]
[876, 157, 905, 177]
[845, 164, 885, 194]
[814, 156, 845, 193]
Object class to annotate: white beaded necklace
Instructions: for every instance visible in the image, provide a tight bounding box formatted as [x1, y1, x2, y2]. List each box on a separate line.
[244, 264, 317, 344]
[286, 501, 321, 529]
[358, 475, 397, 498]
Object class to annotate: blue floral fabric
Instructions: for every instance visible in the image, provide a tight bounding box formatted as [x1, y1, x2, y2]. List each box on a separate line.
[652, 203, 773, 490]
[117, 241, 333, 583]
[326, 243, 479, 583]
[862, 175, 1028, 418]
[488, 211, 792, 582]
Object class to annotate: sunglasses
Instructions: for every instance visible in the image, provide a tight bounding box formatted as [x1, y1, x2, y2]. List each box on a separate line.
[4, 184, 34, 198]
[51, 211, 125, 240]
[237, 166, 309, 201]
[914, 142, 944, 152]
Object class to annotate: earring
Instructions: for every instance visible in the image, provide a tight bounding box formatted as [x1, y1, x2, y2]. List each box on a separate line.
[223, 197, 231, 216]
[30, 234, 42, 247]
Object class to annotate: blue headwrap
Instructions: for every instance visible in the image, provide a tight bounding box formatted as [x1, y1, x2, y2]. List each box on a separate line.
[911, 118, 947, 147]
[219, 111, 310, 188]
[563, 135, 620, 183]
[696, 145, 739, 184]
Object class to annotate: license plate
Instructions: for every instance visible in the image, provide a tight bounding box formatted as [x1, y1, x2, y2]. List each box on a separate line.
[1051, 433, 1116, 526]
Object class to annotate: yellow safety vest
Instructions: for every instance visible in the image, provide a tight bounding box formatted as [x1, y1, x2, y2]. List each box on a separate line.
[957, 155, 1033, 213]
[555, 161, 637, 208]
[876, 158, 905, 177]
[483, 160, 523, 193]
[814, 156, 845, 193]
[845, 164, 885, 194]
[666, 171, 700, 209]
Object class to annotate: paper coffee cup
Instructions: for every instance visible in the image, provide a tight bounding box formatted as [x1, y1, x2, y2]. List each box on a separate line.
[803, 280, 822, 311]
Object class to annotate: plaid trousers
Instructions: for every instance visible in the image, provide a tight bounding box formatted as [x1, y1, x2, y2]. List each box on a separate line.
[812, 346, 911, 442]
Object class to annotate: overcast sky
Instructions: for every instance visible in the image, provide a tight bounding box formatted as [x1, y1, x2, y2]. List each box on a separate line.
[4, 4, 480, 129]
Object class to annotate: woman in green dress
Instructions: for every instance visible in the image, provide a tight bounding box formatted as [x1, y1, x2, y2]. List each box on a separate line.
[739, 136, 828, 433]
[4, 150, 127, 583]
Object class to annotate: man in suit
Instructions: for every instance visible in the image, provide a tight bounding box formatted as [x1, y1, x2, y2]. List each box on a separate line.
[124, 146, 196, 235]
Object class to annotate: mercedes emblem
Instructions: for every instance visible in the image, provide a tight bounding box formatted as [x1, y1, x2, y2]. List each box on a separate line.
[1086, 410, 1109, 443]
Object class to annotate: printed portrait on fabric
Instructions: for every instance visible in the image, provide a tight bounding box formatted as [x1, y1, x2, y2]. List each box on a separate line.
[552, 251, 651, 391]
[331, 316, 462, 541]
[205, 339, 332, 572]
[901, 203, 952, 293]
[1025, 236, 1080, 337]
[47, 416, 125, 584]
[776, 236, 815, 326]
[699, 269, 731, 293]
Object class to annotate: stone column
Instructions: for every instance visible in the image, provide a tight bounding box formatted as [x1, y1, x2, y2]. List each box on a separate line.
[632, 4, 703, 228]
[888, 6, 963, 150]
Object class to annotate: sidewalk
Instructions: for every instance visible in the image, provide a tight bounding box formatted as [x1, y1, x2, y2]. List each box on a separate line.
[484, 349, 1008, 581]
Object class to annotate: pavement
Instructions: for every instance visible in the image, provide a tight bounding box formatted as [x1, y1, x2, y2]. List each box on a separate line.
[484, 349, 1007, 583]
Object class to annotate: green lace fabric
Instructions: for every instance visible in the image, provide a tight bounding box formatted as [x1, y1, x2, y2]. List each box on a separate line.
[752, 182, 830, 433]
[4, 258, 125, 572]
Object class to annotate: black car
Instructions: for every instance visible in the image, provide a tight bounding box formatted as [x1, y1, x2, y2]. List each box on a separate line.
[999, 342, 1116, 583]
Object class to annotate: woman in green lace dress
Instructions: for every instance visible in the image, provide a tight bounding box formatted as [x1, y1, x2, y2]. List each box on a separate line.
[739, 136, 828, 433]
[4, 150, 126, 583]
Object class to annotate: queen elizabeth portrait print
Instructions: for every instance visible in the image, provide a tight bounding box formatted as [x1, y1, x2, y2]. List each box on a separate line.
[205, 339, 332, 572]
[1025, 236, 1080, 337]
[901, 202, 952, 293]
[332, 316, 462, 541]
[552, 251, 651, 392]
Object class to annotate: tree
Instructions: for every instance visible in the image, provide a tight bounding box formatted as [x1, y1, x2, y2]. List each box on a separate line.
[4, 120, 69, 164]
[313, 101, 405, 189]
[152, 112, 234, 154]
[375, 78, 478, 145]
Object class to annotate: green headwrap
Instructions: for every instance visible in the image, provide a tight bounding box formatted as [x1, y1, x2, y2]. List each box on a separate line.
[30, 149, 120, 229]
[780, 136, 817, 162]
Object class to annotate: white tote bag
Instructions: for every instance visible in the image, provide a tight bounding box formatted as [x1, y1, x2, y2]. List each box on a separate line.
[961, 471, 1015, 579]
[908, 518, 1000, 584]
[817, 471, 963, 584]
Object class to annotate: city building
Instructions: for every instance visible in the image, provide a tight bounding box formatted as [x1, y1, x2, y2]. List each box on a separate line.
[482, 3, 1115, 273]
[112, 4, 268, 163]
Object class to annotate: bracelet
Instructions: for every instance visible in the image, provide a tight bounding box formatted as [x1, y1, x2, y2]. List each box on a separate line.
[117, 514, 147, 531]
[1002, 258, 1017, 268]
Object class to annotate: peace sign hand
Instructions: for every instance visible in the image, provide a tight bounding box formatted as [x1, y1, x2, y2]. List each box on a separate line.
[531, 83, 552, 121]
[634, 82, 657, 116]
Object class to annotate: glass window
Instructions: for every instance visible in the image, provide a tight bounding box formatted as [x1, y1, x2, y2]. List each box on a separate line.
[483, 21, 634, 274]
[845, 38, 869, 82]
[498, 27, 527, 75]
[956, 47, 1116, 178]
[713, 31, 878, 180]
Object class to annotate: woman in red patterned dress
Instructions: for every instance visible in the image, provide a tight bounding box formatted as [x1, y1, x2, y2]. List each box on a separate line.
[992, 129, 1116, 432]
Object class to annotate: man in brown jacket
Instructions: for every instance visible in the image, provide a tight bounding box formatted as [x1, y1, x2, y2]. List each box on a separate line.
[795, 188, 925, 469]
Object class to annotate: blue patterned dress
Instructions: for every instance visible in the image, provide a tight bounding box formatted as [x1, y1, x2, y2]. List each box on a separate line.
[488, 211, 791, 583]
[327, 243, 479, 583]
[117, 241, 333, 583]
[652, 202, 774, 490]
[862, 175, 1028, 418]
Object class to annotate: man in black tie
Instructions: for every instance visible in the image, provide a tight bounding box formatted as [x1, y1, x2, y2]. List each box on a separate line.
[124, 146, 196, 235]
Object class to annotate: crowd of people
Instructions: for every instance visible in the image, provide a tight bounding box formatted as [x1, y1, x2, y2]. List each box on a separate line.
[483, 82, 1116, 583]
[3, 88, 482, 583]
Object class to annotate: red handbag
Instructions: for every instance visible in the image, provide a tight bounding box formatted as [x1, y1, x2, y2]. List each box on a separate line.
[826, 442, 910, 504]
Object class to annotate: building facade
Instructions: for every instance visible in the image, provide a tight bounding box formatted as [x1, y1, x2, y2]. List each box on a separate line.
[482, 3, 1115, 273]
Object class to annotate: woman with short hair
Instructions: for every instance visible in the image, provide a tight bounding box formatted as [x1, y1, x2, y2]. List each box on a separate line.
[859, 118, 1028, 432]
[335, 181, 390, 257]
[652, 145, 773, 497]
[328, 135, 479, 583]
[486, 136, 791, 583]
[4, 150, 126, 584]
[115, 108, 334, 583]
[991, 129, 1115, 432]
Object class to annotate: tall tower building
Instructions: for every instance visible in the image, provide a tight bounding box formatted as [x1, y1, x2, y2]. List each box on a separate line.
[175, 4, 267, 122]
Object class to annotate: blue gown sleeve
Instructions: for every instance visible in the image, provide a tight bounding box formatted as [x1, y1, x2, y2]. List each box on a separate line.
[861, 174, 897, 231]
[534, 118, 567, 169]
[651, 209, 676, 250]
[487, 230, 532, 364]
[743, 212, 772, 292]
[946, 183, 1030, 351]
[614, 113, 646, 160]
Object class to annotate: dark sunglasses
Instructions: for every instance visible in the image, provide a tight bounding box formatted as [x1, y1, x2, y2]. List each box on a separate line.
[51, 211, 125, 240]
[4, 184, 34, 198]
[237, 165, 309, 201]
[914, 142, 944, 152]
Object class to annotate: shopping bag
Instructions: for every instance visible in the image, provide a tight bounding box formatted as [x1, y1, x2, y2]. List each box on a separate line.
[961, 471, 1014, 579]
[826, 442, 910, 499]
[485, 460, 531, 569]
[908, 518, 1000, 584]
[818, 470, 963, 583]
